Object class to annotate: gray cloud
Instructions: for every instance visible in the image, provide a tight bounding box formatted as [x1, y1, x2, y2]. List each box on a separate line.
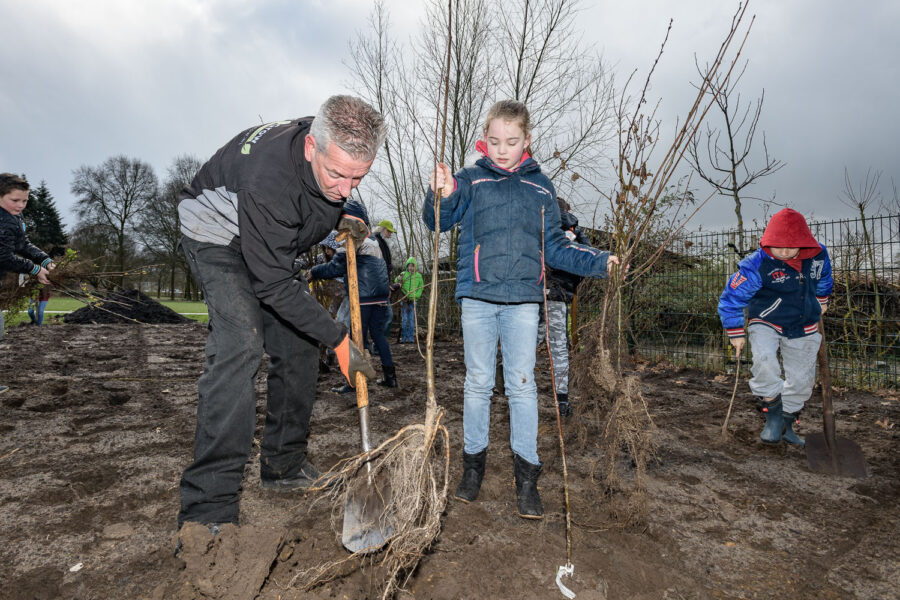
[1, 0, 897, 234]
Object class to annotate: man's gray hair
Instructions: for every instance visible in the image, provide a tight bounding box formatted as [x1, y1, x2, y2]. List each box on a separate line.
[309, 95, 387, 161]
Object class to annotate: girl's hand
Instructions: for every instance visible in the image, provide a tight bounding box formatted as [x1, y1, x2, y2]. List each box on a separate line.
[429, 163, 454, 197]
[606, 255, 631, 274]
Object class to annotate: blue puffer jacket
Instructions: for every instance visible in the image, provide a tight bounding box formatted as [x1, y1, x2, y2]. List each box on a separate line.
[422, 155, 609, 304]
[718, 245, 833, 339]
[310, 236, 390, 305]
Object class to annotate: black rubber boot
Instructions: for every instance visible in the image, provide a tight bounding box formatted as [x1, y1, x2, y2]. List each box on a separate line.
[556, 392, 572, 418]
[759, 394, 783, 444]
[782, 410, 805, 447]
[330, 383, 353, 394]
[454, 448, 487, 503]
[513, 454, 543, 519]
[376, 364, 398, 388]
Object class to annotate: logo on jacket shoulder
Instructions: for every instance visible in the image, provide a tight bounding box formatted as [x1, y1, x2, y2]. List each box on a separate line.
[729, 273, 747, 289]
[810, 259, 824, 280]
[240, 120, 291, 155]
[768, 269, 788, 284]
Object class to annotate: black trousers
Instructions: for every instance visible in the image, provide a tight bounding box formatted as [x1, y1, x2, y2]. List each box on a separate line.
[178, 237, 319, 527]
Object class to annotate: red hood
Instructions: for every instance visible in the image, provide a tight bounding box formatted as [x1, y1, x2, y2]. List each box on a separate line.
[760, 208, 820, 250]
[475, 139, 531, 171]
[760, 208, 821, 268]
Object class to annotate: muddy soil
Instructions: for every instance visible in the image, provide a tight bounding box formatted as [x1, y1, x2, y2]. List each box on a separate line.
[0, 323, 897, 599]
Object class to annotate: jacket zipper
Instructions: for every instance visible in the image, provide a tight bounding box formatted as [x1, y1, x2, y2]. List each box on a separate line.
[759, 297, 782, 318]
[474, 244, 481, 282]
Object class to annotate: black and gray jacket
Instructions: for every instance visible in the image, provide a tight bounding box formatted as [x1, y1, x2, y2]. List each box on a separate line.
[178, 118, 346, 348]
[546, 211, 592, 303]
[0, 208, 51, 288]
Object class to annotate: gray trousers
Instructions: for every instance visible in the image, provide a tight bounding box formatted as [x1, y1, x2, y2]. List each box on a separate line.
[748, 323, 821, 414]
[537, 300, 569, 395]
[178, 237, 320, 527]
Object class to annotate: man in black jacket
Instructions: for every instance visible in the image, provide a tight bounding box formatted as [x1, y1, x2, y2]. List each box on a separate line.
[176, 96, 383, 531]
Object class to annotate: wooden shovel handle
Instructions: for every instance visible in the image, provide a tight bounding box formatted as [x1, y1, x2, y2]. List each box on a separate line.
[339, 232, 369, 410]
[816, 317, 836, 449]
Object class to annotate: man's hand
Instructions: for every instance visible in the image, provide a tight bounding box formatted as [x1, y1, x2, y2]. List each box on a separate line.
[337, 215, 369, 244]
[730, 336, 745, 355]
[36, 267, 51, 285]
[334, 334, 377, 385]
[429, 163, 454, 198]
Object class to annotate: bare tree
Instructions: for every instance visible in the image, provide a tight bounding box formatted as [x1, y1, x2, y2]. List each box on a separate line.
[687, 61, 784, 256]
[137, 154, 202, 299]
[497, 0, 616, 205]
[71, 155, 158, 286]
[348, 0, 616, 268]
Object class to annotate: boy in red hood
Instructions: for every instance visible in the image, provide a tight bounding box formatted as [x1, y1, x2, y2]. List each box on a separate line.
[718, 208, 833, 446]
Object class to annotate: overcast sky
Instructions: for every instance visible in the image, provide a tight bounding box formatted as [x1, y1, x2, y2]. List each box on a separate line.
[2, 0, 897, 233]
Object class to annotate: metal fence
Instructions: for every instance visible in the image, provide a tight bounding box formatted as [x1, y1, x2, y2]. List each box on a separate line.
[408, 213, 898, 389]
[603, 213, 899, 389]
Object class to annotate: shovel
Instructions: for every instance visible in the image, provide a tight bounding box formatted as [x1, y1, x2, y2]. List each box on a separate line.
[805, 318, 868, 478]
[339, 231, 394, 553]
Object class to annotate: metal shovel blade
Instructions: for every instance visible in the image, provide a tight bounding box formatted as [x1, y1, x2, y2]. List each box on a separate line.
[341, 470, 393, 554]
[805, 433, 869, 478]
[806, 319, 868, 479]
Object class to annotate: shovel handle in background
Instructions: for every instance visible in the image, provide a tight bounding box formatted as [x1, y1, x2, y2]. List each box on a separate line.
[805, 317, 869, 478]
[719, 347, 742, 440]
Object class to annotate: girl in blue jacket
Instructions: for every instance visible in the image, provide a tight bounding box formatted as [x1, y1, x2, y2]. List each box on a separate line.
[424, 100, 619, 519]
[718, 208, 832, 446]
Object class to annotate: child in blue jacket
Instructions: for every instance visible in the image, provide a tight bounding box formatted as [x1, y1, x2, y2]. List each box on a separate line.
[424, 100, 619, 519]
[718, 208, 832, 446]
[309, 200, 397, 391]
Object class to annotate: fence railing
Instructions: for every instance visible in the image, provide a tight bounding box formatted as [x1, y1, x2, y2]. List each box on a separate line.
[575, 213, 898, 389]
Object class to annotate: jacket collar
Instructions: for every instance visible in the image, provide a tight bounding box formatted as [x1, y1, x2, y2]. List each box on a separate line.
[473, 139, 538, 175]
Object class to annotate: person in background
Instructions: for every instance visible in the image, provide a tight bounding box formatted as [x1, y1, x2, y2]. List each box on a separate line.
[371, 219, 397, 348]
[311, 201, 398, 392]
[28, 285, 52, 325]
[1, 173, 55, 395]
[718, 208, 832, 447]
[538, 196, 594, 418]
[395, 256, 424, 343]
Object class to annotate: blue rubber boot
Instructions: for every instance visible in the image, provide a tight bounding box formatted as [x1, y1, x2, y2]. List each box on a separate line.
[759, 394, 783, 444]
[781, 411, 805, 447]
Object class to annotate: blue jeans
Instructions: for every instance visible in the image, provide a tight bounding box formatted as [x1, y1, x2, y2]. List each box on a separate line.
[400, 301, 416, 342]
[361, 303, 393, 367]
[461, 298, 540, 464]
[28, 299, 48, 325]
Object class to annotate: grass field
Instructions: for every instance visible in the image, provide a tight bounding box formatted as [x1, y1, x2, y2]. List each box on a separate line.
[3, 297, 209, 325]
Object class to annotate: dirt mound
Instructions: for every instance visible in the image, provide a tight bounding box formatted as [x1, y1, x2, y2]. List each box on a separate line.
[63, 289, 191, 324]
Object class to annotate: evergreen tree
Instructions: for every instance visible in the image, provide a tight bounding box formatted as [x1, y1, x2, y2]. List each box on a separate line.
[22, 180, 69, 256]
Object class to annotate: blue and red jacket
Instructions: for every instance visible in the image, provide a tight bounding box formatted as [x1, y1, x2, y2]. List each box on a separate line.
[718, 245, 832, 339]
[422, 147, 608, 304]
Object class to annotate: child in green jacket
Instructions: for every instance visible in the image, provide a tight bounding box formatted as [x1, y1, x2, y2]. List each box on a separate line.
[395, 257, 424, 343]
